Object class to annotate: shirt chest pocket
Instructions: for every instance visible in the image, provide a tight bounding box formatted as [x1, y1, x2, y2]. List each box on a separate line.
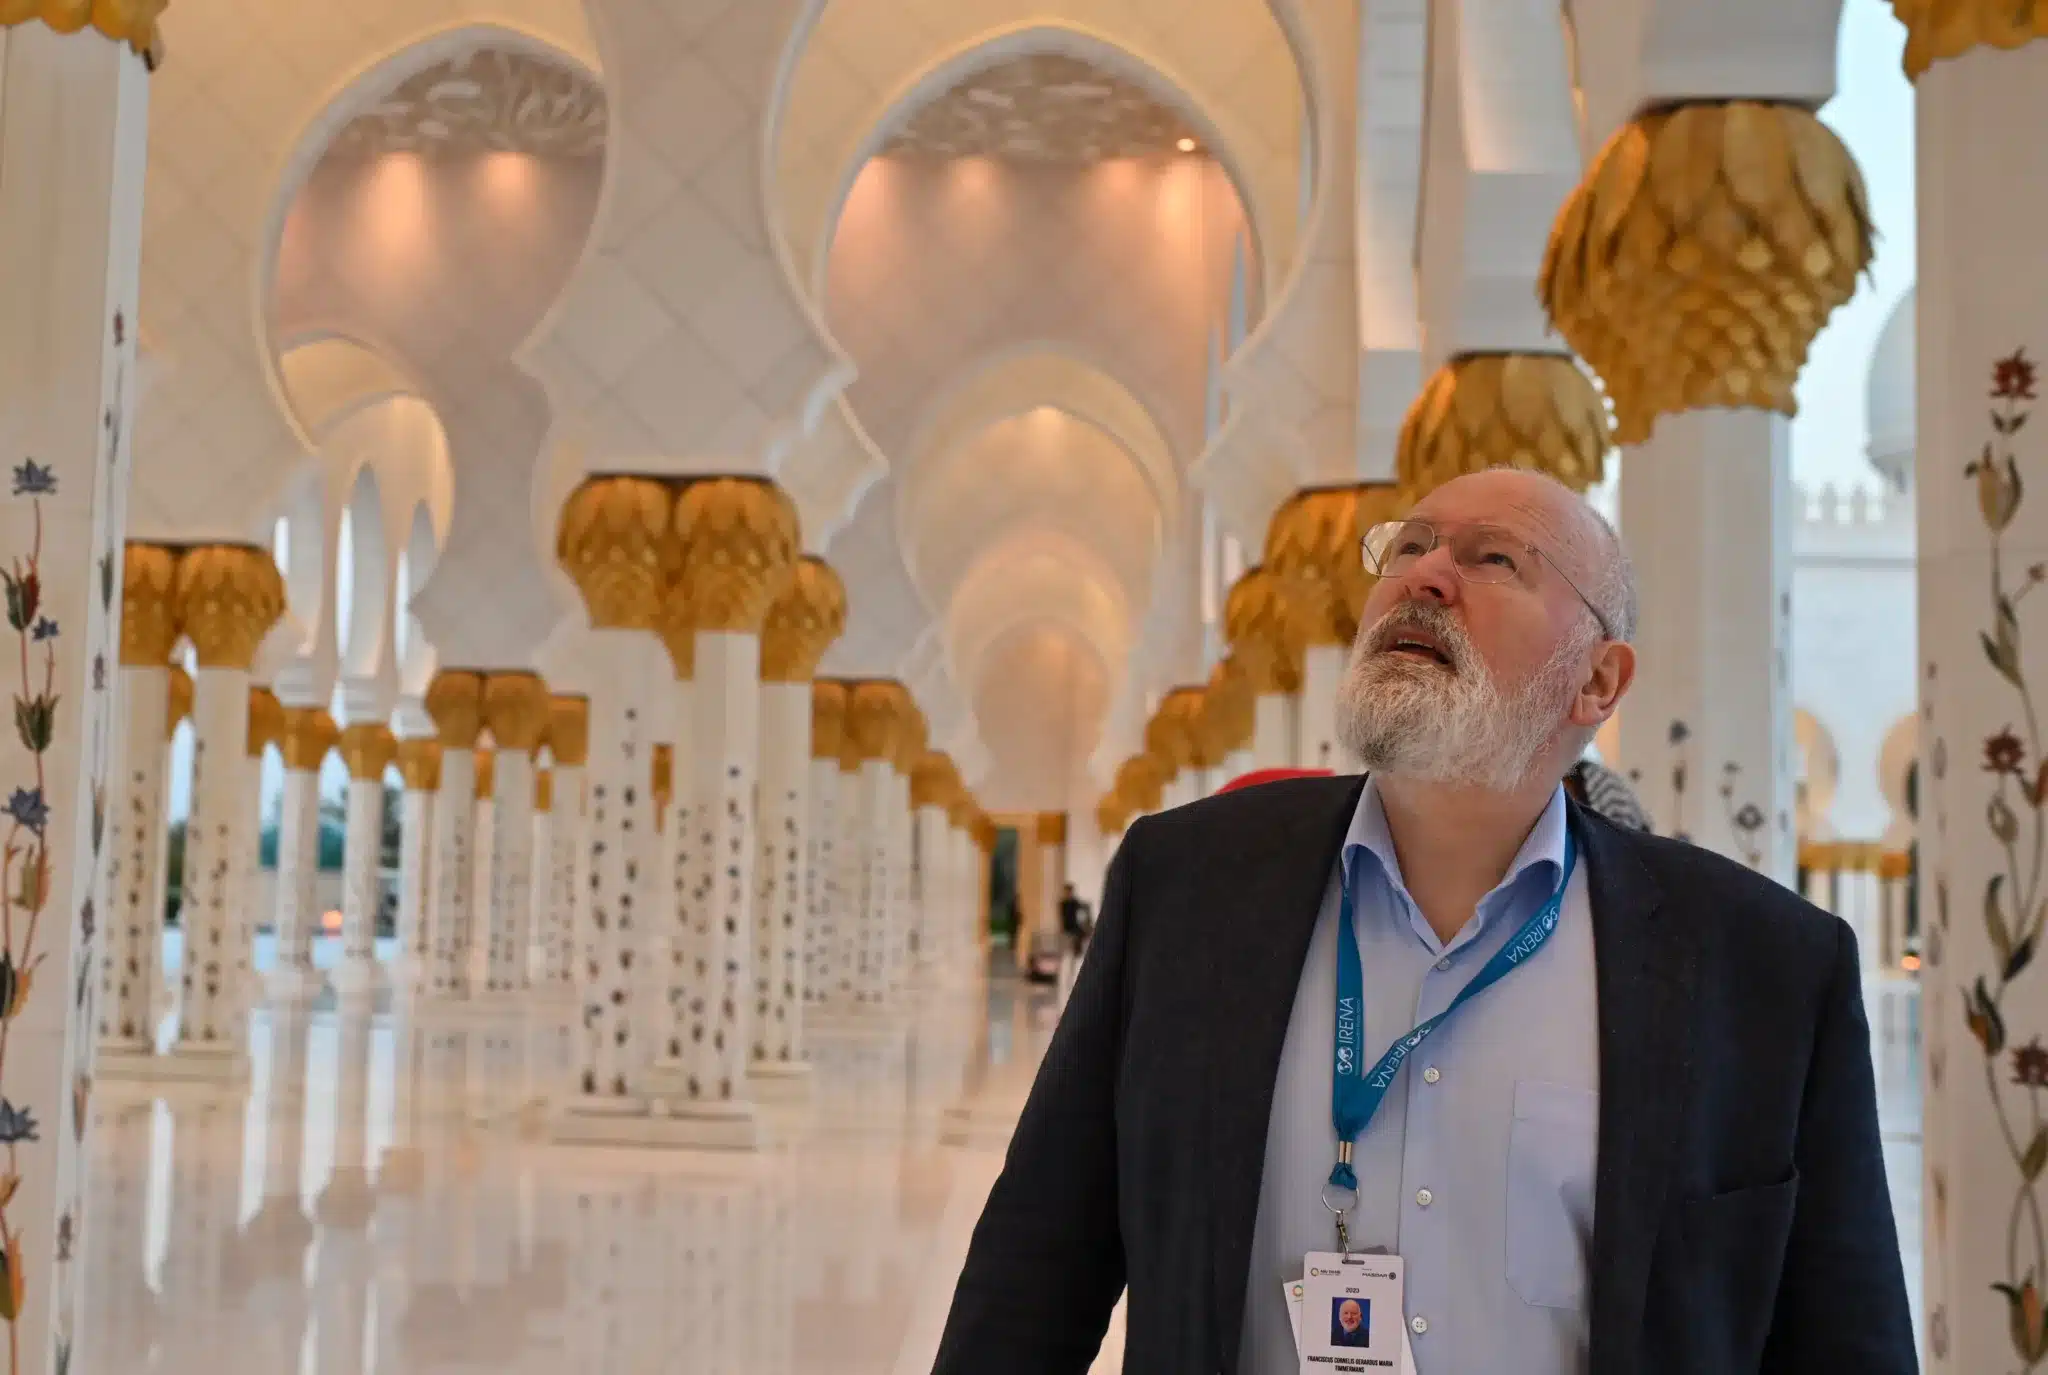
[1504, 1079, 1599, 1310]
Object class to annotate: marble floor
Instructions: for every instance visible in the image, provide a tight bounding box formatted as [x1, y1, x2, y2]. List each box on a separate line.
[76, 946, 1923, 1374]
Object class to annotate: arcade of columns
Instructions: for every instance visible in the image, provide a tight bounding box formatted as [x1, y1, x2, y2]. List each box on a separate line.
[95, 477, 994, 1149]
[7, 0, 2048, 1368]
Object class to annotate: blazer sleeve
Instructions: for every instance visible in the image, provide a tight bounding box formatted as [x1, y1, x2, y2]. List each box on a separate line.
[929, 823, 1138, 1375]
[1762, 916, 1917, 1372]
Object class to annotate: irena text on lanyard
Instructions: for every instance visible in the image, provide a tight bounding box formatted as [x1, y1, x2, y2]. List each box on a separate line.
[1321, 829, 1579, 1248]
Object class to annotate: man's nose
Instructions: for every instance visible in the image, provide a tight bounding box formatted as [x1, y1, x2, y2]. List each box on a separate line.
[1398, 540, 1461, 606]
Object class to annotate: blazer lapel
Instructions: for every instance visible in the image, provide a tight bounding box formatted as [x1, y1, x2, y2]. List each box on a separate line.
[1207, 775, 1367, 1374]
[1577, 809, 1697, 1375]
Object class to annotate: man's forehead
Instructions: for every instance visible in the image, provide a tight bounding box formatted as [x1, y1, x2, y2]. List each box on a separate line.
[1411, 476, 1572, 542]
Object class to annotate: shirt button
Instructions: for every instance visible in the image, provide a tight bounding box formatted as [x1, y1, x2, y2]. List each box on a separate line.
[1422, 1066, 1441, 1084]
[1415, 1187, 1433, 1207]
[1435, 957, 1452, 972]
[1411, 1315, 1429, 1335]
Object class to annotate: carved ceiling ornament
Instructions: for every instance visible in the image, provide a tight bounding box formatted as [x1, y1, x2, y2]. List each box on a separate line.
[882, 53, 1200, 164]
[327, 48, 607, 162]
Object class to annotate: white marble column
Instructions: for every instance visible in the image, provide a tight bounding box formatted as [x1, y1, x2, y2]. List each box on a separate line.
[422, 672, 482, 1000]
[914, 800, 951, 977]
[558, 628, 665, 1130]
[102, 572, 173, 1062]
[0, 22, 154, 1361]
[166, 552, 283, 1072]
[530, 767, 557, 985]
[886, 764, 917, 994]
[332, 725, 395, 995]
[392, 737, 439, 986]
[853, 759, 894, 1006]
[269, 708, 336, 1000]
[482, 671, 549, 995]
[540, 700, 585, 994]
[833, 751, 864, 1006]
[652, 628, 700, 1081]
[1616, 412, 1795, 878]
[1910, 29, 2048, 1373]
[753, 678, 813, 1086]
[805, 681, 847, 1010]
[678, 629, 762, 1110]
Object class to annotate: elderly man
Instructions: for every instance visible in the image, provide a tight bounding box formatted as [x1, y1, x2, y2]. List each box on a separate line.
[931, 469, 1912, 1374]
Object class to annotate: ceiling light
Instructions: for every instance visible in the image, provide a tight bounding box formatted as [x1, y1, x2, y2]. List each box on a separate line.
[1177, 137, 1197, 153]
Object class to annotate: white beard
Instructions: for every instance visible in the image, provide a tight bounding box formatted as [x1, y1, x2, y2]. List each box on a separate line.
[1335, 601, 1590, 791]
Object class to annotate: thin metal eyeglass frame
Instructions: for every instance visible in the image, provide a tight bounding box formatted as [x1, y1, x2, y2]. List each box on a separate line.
[1358, 520, 1616, 642]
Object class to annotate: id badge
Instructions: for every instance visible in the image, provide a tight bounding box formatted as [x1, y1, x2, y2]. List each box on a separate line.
[1290, 1252, 1415, 1374]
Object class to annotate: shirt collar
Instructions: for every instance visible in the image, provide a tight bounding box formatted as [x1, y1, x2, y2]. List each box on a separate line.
[1341, 776, 1570, 956]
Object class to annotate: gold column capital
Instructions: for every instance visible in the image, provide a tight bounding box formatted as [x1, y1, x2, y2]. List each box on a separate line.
[1265, 484, 1402, 648]
[1097, 792, 1133, 836]
[548, 695, 589, 767]
[425, 670, 484, 749]
[556, 475, 677, 631]
[657, 597, 696, 681]
[1397, 353, 1610, 501]
[246, 686, 284, 757]
[339, 723, 397, 781]
[910, 751, 959, 810]
[672, 476, 801, 635]
[281, 707, 339, 773]
[166, 664, 193, 741]
[1036, 811, 1068, 846]
[761, 555, 847, 683]
[1891, 0, 2048, 78]
[811, 679, 848, 762]
[1146, 686, 1209, 772]
[1200, 656, 1255, 762]
[172, 543, 285, 670]
[481, 671, 551, 752]
[1116, 754, 1166, 814]
[475, 748, 496, 799]
[847, 679, 913, 766]
[2, 0, 167, 64]
[1539, 100, 1873, 445]
[120, 542, 180, 667]
[1225, 565, 1305, 695]
[396, 737, 442, 792]
[534, 769, 554, 813]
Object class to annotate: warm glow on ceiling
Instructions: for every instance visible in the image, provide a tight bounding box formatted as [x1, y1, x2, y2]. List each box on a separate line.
[1177, 137, 1197, 153]
[369, 153, 428, 249]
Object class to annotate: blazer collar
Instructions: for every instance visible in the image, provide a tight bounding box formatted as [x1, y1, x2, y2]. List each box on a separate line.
[1198, 778, 1694, 1374]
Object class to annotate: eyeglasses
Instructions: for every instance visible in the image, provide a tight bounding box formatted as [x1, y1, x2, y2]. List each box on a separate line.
[1360, 519, 1616, 641]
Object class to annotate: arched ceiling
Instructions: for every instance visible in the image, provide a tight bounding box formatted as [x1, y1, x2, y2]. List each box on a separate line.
[774, 5, 1310, 306]
[902, 407, 1159, 619]
[969, 621, 1112, 812]
[131, 8, 597, 543]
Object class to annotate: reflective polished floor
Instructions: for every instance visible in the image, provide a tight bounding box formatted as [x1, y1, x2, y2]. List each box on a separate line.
[79, 946, 1921, 1374]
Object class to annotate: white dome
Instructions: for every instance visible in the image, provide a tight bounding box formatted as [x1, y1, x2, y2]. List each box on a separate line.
[1866, 287, 1916, 491]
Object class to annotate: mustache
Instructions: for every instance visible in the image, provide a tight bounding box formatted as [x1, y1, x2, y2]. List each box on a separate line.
[1363, 600, 1471, 666]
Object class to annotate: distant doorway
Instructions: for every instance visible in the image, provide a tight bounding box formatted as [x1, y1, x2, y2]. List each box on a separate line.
[989, 826, 1020, 949]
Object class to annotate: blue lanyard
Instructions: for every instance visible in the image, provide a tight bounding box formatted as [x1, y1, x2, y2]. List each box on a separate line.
[1327, 828, 1578, 1194]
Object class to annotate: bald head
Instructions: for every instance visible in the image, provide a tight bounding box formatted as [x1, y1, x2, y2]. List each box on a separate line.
[1408, 468, 1636, 643]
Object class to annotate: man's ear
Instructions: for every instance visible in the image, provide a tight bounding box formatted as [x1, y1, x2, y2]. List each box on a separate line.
[1570, 640, 1635, 730]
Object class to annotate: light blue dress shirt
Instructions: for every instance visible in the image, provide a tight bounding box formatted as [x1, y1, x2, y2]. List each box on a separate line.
[1236, 780, 1601, 1375]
